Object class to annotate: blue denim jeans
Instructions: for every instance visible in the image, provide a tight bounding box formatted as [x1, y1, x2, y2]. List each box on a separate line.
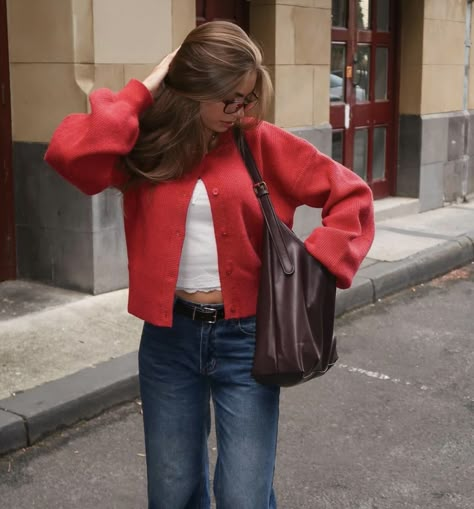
[138, 298, 280, 509]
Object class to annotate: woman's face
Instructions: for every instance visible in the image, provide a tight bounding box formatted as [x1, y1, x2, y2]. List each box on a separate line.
[200, 71, 257, 134]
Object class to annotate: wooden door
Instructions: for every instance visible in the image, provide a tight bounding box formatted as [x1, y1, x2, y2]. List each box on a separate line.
[330, 0, 398, 198]
[0, 0, 15, 281]
[196, 0, 249, 32]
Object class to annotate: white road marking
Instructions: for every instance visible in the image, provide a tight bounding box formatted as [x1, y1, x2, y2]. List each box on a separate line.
[337, 363, 421, 389]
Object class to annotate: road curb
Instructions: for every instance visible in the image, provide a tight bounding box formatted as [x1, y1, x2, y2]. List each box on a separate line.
[335, 235, 474, 316]
[0, 352, 139, 456]
[0, 410, 27, 455]
[1, 235, 473, 457]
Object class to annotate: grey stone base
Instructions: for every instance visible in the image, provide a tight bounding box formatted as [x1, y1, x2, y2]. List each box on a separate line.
[289, 124, 332, 238]
[13, 142, 128, 294]
[398, 111, 474, 211]
[13, 127, 333, 295]
[289, 123, 332, 156]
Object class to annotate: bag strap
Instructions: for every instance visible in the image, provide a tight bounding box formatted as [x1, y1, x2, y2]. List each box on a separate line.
[233, 128, 294, 275]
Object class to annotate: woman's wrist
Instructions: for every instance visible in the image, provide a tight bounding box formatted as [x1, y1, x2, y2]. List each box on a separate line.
[142, 78, 159, 97]
[142, 48, 180, 98]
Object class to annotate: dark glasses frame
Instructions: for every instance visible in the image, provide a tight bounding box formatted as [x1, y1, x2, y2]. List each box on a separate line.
[222, 92, 259, 114]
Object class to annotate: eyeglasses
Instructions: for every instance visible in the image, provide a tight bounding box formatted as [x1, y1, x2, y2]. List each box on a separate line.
[222, 92, 259, 114]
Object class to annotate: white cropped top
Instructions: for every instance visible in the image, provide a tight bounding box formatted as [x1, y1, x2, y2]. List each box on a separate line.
[176, 179, 222, 293]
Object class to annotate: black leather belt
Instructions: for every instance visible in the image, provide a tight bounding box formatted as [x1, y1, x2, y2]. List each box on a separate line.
[174, 298, 225, 323]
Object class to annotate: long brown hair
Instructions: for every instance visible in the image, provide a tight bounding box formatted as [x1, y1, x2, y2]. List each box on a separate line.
[121, 21, 273, 184]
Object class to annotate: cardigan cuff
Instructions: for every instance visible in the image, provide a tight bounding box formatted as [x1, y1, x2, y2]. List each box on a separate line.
[117, 79, 154, 115]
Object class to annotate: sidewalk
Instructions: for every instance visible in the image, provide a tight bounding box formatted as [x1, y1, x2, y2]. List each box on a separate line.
[1, 197, 474, 456]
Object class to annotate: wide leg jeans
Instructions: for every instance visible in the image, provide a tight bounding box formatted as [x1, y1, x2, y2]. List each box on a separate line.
[138, 300, 280, 509]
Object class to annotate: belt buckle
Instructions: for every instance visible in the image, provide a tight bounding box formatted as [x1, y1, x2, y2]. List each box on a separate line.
[201, 306, 218, 323]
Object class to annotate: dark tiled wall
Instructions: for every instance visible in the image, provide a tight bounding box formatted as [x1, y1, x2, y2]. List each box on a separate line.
[398, 112, 474, 211]
[13, 142, 128, 294]
[397, 115, 422, 198]
[467, 114, 474, 195]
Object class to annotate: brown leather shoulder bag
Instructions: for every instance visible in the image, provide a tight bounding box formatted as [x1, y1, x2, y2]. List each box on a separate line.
[233, 128, 338, 387]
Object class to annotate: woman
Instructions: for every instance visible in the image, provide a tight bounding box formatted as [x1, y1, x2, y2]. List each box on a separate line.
[45, 21, 374, 509]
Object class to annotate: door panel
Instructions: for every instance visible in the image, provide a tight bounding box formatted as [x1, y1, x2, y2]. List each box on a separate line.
[372, 126, 387, 180]
[0, 0, 15, 281]
[330, 0, 398, 198]
[196, 0, 249, 32]
[375, 47, 388, 99]
[353, 128, 369, 180]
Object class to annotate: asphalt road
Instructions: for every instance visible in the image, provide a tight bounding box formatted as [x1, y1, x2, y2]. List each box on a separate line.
[1, 263, 473, 509]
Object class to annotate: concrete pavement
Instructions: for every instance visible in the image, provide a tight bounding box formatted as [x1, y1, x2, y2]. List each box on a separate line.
[1, 196, 474, 456]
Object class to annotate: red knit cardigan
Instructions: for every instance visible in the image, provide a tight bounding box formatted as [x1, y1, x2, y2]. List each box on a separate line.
[45, 79, 375, 327]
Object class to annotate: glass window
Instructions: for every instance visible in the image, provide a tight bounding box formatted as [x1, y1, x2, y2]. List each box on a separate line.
[377, 0, 390, 32]
[375, 47, 388, 100]
[353, 129, 369, 180]
[357, 0, 371, 30]
[330, 44, 346, 103]
[332, 0, 348, 28]
[332, 131, 344, 163]
[355, 45, 371, 103]
[373, 127, 386, 180]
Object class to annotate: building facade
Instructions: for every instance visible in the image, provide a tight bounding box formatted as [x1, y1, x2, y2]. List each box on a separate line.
[1, 0, 474, 293]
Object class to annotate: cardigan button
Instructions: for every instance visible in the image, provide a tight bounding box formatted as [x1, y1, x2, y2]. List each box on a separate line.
[230, 306, 236, 313]
[212, 188, 219, 196]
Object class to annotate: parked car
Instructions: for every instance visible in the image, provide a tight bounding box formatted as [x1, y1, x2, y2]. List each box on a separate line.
[330, 73, 366, 102]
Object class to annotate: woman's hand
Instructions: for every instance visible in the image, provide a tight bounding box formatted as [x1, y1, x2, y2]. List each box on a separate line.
[142, 47, 180, 97]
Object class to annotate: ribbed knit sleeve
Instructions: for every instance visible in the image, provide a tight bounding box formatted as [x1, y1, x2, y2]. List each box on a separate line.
[293, 151, 374, 289]
[44, 79, 154, 195]
[252, 122, 375, 289]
